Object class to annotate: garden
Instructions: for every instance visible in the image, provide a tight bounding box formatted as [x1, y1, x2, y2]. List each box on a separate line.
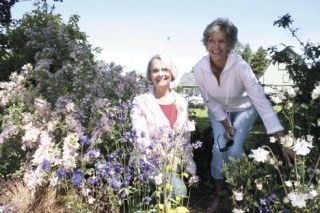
[0, 2, 320, 213]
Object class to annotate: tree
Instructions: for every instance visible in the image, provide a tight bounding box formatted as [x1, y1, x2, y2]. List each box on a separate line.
[268, 13, 320, 138]
[0, 2, 89, 81]
[0, 0, 63, 81]
[250, 46, 268, 75]
[268, 13, 320, 104]
[234, 42, 252, 63]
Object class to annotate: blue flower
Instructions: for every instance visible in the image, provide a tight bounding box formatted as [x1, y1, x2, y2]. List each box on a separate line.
[282, 208, 290, 213]
[193, 140, 203, 149]
[111, 177, 122, 190]
[88, 176, 100, 186]
[87, 147, 101, 158]
[118, 190, 126, 199]
[140, 131, 146, 138]
[113, 163, 123, 174]
[108, 153, 116, 162]
[39, 159, 50, 171]
[71, 170, 83, 188]
[117, 115, 124, 123]
[79, 135, 90, 146]
[260, 198, 267, 206]
[57, 168, 68, 179]
[268, 194, 276, 201]
[99, 121, 105, 128]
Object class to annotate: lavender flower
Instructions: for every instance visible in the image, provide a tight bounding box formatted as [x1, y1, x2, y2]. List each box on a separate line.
[87, 147, 101, 158]
[39, 159, 50, 171]
[88, 176, 100, 186]
[268, 194, 276, 201]
[57, 168, 68, 179]
[118, 190, 126, 199]
[108, 153, 116, 162]
[79, 135, 90, 146]
[111, 177, 122, 190]
[113, 162, 123, 175]
[117, 114, 124, 123]
[193, 140, 203, 149]
[71, 170, 83, 188]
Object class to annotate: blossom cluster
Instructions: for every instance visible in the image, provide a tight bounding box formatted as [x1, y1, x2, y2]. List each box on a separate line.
[224, 83, 320, 212]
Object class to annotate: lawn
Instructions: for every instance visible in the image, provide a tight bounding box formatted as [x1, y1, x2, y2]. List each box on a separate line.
[189, 107, 211, 130]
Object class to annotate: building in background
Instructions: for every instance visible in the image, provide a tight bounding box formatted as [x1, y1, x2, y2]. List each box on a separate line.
[177, 72, 203, 104]
[258, 47, 299, 94]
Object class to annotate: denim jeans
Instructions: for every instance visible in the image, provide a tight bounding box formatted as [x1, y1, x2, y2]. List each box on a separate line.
[208, 106, 258, 179]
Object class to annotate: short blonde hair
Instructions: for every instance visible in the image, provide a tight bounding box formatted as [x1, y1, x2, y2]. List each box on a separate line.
[202, 18, 238, 50]
[146, 54, 178, 83]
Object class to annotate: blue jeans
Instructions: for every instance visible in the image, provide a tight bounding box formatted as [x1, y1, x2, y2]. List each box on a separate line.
[208, 106, 258, 179]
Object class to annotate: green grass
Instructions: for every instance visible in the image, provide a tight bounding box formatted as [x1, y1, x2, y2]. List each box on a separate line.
[189, 107, 211, 130]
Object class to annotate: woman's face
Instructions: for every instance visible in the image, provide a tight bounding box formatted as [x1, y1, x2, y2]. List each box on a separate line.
[206, 31, 230, 64]
[149, 58, 172, 88]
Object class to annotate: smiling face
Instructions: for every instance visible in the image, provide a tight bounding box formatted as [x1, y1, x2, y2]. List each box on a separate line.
[206, 31, 230, 66]
[149, 58, 172, 88]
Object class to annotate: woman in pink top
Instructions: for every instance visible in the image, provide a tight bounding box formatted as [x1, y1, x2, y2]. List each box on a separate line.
[193, 18, 292, 212]
[130, 54, 196, 203]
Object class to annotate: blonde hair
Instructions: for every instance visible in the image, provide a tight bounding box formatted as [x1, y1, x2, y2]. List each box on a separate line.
[202, 18, 238, 50]
[146, 54, 178, 83]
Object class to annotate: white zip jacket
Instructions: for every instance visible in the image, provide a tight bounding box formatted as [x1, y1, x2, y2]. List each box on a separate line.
[194, 53, 283, 134]
[130, 86, 196, 175]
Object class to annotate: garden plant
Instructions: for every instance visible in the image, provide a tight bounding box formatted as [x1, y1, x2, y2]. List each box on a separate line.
[220, 14, 320, 213]
[0, 3, 202, 213]
[0, 3, 319, 213]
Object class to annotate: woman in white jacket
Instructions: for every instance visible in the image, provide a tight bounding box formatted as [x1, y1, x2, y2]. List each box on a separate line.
[130, 54, 196, 201]
[193, 18, 291, 211]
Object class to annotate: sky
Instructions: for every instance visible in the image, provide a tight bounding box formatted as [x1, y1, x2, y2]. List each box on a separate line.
[11, 0, 320, 85]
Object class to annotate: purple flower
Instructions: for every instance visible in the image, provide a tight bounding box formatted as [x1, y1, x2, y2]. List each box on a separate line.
[57, 168, 68, 179]
[117, 114, 124, 123]
[140, 131, 146, 138]
[260, 198, 267, 206]
[114, 163, 123, 175]
[122, 177, 131, 187]
[87, 148, 101, 158]
[111, 177, 122, 190]
[39, 159, 50, 171]
[108, 153, 116, 162]
[268, 194, 276, 201]
[193, 140, 203, 149]
[88, 176, 100, 186]
[71, 170, 83, 188]
[118, 190, 126, 199]
[79, 135, 90, 146]
[143, 197, 151, 205]
[120, 102, 126, 110]
[282, 208, 290, 213]
[99, 121, 105, 128]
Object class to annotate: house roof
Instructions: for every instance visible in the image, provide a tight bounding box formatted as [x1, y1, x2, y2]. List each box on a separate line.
[177, 72, 198, 87]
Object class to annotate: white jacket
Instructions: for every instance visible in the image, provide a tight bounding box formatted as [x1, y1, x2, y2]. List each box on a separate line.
[194, 53, 283, 134]
[130, 86, 196, 175]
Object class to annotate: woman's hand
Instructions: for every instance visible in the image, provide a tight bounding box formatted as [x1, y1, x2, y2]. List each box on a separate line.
[224, 126, 235, 141]
[275, 130, 295, 164]
[283, 147, 295, 165]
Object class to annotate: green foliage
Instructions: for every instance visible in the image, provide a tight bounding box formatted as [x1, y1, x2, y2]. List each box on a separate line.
[268, 14, 320, 105]
[250, 46, 268, 75]
[0, 2, 92, 81]
[234, 42, 252, 63]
